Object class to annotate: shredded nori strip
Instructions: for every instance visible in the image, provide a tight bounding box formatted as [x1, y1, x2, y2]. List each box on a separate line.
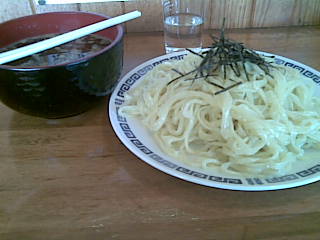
[169, 19, 274, 95]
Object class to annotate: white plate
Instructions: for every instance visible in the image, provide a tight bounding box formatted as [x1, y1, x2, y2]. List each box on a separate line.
[109, 50, 320, 191]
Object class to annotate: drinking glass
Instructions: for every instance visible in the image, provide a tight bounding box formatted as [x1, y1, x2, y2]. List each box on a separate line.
[162, 0, 205, 53]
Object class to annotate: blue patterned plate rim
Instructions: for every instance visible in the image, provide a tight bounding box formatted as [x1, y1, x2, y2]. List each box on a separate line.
[108, 50, 320, 191]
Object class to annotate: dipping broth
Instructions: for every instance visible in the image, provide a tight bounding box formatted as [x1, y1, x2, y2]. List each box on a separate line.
[0, 33, 112, 67]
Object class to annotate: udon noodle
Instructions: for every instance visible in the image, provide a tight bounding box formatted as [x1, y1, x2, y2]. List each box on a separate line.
[120, 53, 320, 176]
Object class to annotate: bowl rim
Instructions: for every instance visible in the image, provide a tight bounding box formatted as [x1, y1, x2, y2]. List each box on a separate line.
[0, 11, 124, 71]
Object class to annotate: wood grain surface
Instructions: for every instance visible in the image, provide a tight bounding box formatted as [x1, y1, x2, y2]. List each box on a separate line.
[0, 26, 320, 240]
[34, 1, 79, 13]
[210, 0, 254, 29]
[124, 0, 163, 32]
[0, 0, 33, 23]
[79, 2, 123, 17]
[0, 0, 319, 32]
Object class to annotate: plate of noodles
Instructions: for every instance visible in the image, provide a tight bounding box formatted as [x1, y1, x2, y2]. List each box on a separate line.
[109, 49, 320, 191]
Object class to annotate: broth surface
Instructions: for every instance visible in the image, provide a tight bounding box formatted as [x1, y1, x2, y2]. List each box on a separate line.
[0, 33, 112, 67]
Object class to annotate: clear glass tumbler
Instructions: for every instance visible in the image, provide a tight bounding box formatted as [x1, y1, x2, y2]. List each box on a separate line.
[162, 0, 205, 53]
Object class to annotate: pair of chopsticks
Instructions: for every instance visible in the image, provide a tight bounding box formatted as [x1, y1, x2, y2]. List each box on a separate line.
[0, 10, 141, 65]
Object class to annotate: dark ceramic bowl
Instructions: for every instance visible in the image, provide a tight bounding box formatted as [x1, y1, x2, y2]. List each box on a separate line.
[0, 11, 123, 118]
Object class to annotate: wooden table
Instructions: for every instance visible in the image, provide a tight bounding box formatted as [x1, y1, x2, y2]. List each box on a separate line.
[1, 27, 320, 240]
